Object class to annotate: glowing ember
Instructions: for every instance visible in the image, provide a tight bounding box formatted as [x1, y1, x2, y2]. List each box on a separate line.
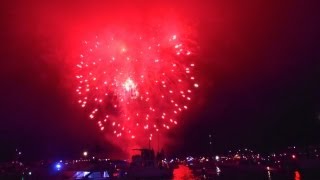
[75, 24, 198, 140]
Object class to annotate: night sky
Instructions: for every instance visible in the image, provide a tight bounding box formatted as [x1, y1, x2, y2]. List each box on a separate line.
[1, 1, 319, 161]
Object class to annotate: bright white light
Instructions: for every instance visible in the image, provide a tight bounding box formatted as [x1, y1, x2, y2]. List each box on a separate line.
[123, 78, 136, 92]
[215, 155, 220, 161]
[55, 163, 62, 170]
[83, 151, 88, 157]
[216, 167, 221, 173]
[172, 35, 177, 40]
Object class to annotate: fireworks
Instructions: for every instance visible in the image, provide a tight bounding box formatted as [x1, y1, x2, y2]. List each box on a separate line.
[75, 25, 198, 140]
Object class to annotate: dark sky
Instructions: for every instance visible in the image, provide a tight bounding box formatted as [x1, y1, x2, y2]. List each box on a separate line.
[1, 1, 320, 161]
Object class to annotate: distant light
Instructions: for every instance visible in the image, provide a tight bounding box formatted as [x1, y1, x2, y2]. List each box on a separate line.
[266, 166, 270, 171]
[83, 151, 88, 157]
[292, 154, 296, 159]
[215, 156, 220, 161]
[55, 163, 62, 170]
[186, 156, 194, 162]
[28, 171, 32, 175]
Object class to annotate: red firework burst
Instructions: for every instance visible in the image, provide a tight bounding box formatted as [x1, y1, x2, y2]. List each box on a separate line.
[75, 24, 198, 140]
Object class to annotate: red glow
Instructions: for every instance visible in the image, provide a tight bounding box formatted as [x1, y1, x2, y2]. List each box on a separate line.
[292, 154, 296, 159]
[173, 165, 196, 179]
[294, 171, 301, 180]
[74, 22, 198, 140]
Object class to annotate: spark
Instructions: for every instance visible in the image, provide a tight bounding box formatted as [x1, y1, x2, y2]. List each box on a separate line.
[74, 25, 198, 140]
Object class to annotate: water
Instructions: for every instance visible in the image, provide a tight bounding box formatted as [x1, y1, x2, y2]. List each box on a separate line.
[2, 163, 319, 179]
[173, 165, 320, 180]
[173, 165, 198, 179]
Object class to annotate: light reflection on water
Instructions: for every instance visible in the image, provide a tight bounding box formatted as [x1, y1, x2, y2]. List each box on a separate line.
[268, 170, 301, 180]
[173, 165, 303, 180]
[173, 165, 197, 180]
[267, 170, 272, 180]
[295, 171, 301, 180]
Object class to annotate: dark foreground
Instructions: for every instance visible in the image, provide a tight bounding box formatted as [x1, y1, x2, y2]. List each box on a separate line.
[174, 165, 320, 180]
[1, 164, 320, 179]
